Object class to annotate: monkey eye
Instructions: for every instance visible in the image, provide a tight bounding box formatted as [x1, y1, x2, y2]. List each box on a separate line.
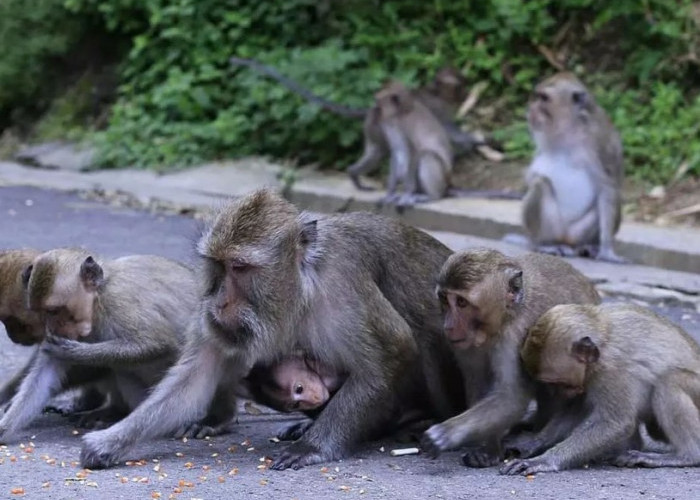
[455, 296, 468, 308]
[45, 307, 61, 317]
[571, 91, 587, 106]
[294, 384, 304, 395]
[437, 291, 448, 306]
[229, 259, 251, 272]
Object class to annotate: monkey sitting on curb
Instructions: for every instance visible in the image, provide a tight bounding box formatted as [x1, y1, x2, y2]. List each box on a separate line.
[501, 303, 700, 475]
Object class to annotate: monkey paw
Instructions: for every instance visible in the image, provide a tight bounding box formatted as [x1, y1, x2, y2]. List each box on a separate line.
[80, 431, 122, 469]
[173, 419, 235, 440]
[502, 433, 543, 459]
[499, 457, 559, 476]
[611, 450, 659, 468]
[421, 424, 454, 458]
[276, 420, 313, 441]
[461, 447, 502, 468]
[42, 335, 81, 359]
[594, 248, 630, 264]
[270, 441, 326, 470]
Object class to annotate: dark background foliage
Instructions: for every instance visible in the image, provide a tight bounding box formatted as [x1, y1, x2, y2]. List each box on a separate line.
[1, 0, 698, 184]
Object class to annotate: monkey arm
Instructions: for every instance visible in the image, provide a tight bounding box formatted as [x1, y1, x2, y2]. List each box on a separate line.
[80, 334, 230, 468]
[41, 335, 174, 367]
[0, 349, 38, 406]
[500, 377, 641, 475]
[0, 351, 68, 441]
[423, 339, 533, 454]
[595, 180, 626, 263]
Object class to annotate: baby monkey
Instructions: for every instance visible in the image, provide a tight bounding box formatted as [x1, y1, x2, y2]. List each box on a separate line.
[501, 303, 700, 475]
[246, 354, 346, 413]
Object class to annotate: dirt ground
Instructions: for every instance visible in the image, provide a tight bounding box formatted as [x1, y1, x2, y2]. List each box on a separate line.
[452, 155, 700, 228]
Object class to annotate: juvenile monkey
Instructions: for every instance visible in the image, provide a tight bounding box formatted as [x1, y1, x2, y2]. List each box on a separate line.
[0, 249, 43, 406]
[515, 72, 626, 262]
[422, 248, 600, 466]
[80, 189, 465, 470]
[245, 355, 346, 412]
[501, 303, 700, 475]
[0, 249, 227, 442]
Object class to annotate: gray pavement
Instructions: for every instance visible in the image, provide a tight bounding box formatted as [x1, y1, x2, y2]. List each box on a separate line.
[0, 186, 699, 500]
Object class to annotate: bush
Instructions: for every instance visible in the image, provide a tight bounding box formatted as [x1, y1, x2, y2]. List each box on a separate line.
[1, 0, 698, 181]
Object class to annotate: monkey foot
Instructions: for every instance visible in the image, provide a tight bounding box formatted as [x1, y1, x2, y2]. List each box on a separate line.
[499, 457, 559, 476]
[461, 447, 502, 468]
[173, 419, 235, 440]
[80, 433, 121, 469]
[270, 441, 327, 470]
[612, 450, 697, 468]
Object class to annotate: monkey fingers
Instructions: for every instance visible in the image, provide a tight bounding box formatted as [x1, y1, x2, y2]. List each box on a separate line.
[461, 446, 502, 468]
[270, 440, 325, 470]
[499, 457, 559, 476]
[276, 420, 313, 441]
[173, 419, 235, 440]
[41, 334, 82, 359]
[612, 450, 697, 468]
[420, 423, 454, 458]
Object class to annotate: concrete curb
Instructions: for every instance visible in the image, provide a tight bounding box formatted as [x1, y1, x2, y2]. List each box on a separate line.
[1, 159, 699, 274]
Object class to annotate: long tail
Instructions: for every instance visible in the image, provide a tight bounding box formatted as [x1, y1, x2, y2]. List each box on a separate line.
[230, 56, 367, 118]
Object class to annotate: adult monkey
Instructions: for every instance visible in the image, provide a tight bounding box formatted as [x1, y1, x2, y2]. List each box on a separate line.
[80, 188, 465, 470]
[507, 72, 627, 262]
[228, 57, 515, 197]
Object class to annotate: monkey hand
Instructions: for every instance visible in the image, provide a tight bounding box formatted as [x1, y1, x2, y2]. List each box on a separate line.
[173, 419, 235, 440]
[80, 429, 123, 469]
[270, 440, 326, 471]
[499, 456, 559, 476]
[42, 334, 82, 360]
[502, 432, 543, 459]
[276, 420, 313, 441]
[421, 422, 458, 458]
[461, 447, 503, 468]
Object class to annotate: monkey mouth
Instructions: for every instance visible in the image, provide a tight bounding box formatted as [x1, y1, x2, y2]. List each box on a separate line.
[448, 337, 474, 349]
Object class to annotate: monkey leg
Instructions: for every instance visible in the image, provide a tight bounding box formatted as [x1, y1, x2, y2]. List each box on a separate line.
[348, 140, 386, 192]
[614, 373, 700, 468]
[523, 176, 566, 244]
[461, 440, 503, 467]
[80, 338, 228, 468]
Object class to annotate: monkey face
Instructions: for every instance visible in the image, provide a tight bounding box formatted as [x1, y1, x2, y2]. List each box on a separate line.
[263, 360, 330, 412]
[375, 81, 413, 119]
[1, 316, 44, 345]
[25, 253, 99, 340]
[528, 72, 590, 135]
[438, 288, 490, 349]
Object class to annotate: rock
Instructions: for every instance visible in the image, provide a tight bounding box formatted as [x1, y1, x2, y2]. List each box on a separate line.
[15, 141, 96, 172]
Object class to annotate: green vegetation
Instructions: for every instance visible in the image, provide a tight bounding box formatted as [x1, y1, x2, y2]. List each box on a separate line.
[0, 0, 698, 183]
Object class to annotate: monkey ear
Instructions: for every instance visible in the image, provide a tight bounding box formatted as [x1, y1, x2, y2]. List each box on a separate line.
[300, 220, 318, 247]
[505, 268, 524, 306]
[21, 264, 33, 288]
[391, 93, 413, 114]
[571, 336, 600, 364]
[80, 256, 104, 290]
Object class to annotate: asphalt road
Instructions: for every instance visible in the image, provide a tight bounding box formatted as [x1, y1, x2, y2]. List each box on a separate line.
[0, 186, 698, 500]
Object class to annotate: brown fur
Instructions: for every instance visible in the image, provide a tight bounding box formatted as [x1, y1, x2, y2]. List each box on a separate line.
[0, 249, 43, 345]
[79, 188, 464, 470]
[0, 249, 222, 442]
[518, 72, 625, 262]
[423, 248, 600, 467]
[501, 303, 700, 475]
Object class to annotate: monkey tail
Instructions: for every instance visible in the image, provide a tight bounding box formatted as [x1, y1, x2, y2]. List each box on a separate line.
[229, 56, 367, 118]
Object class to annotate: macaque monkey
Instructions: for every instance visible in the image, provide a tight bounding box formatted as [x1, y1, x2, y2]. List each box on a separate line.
[228, 58, 516, 200]
[516, 72, 626, 262]
[0, 249, 43, 407]
[0, 249, 224, 442]
[372, 80, 455, 206]
[422, 248, 600, 466]
[80, 188, 465, 470]
[245, 355, 345, 413]
[501, 303, 700, 475]
[0, 249, 114, 419]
